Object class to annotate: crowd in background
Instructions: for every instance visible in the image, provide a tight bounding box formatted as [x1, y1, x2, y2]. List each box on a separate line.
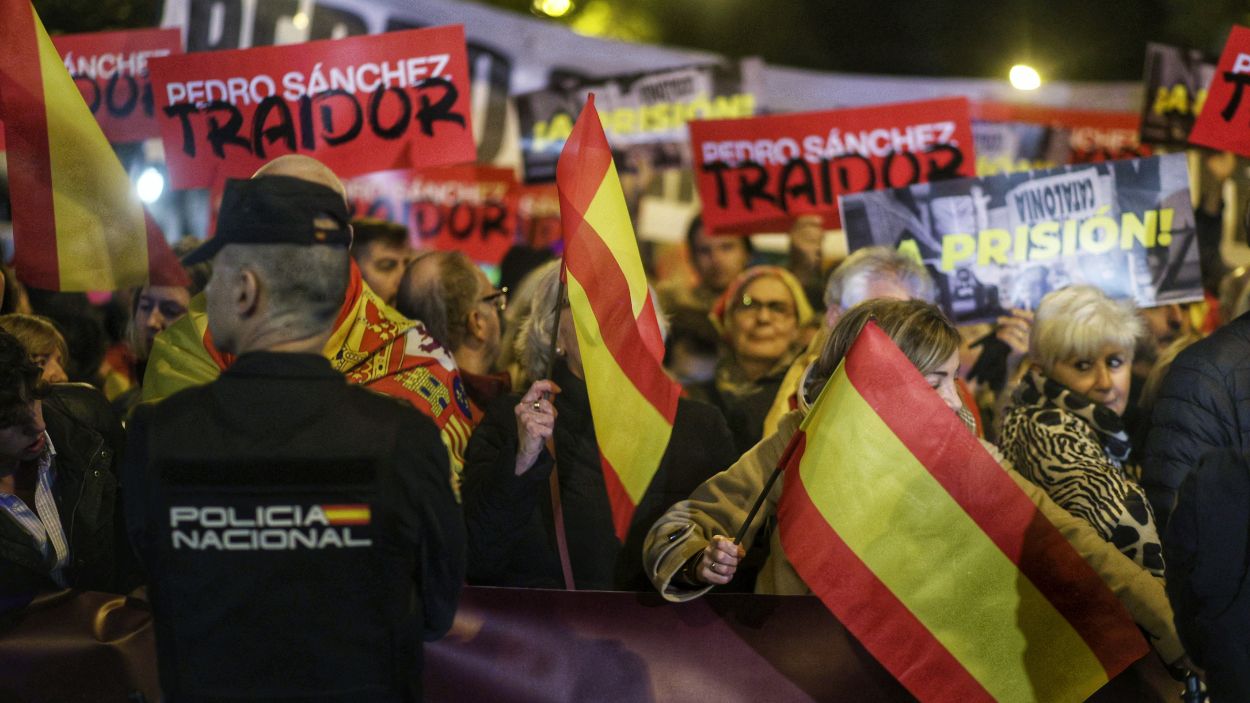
[3, 147, 1250, 699]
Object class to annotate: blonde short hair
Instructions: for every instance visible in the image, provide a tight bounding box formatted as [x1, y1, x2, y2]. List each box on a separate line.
[1029, 285, 1143, 374]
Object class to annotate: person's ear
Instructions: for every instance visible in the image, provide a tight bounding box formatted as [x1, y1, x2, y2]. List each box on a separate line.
[236, 269, 262, 318]
[467, 308, 489, 343]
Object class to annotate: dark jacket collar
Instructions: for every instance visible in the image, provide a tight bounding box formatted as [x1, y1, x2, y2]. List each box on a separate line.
[222, 352, 339, 381]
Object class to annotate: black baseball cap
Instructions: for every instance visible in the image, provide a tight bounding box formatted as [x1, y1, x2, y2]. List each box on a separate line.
[182, 175, 352, 265]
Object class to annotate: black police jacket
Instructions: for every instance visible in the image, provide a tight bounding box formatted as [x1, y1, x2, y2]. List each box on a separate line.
[0, 383, 136, 606]
[123, 352, 465, 702]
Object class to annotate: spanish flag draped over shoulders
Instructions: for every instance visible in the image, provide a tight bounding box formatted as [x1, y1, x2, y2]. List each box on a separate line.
[557, 95, 681, 541]
[0, 1, 185, 291]
[776, 322, 1147, 702]
[143, 261, 474, 485]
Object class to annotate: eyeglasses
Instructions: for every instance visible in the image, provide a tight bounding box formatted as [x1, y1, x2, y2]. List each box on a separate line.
[733, 294, 795, 319]
[481, 287, 508, 314]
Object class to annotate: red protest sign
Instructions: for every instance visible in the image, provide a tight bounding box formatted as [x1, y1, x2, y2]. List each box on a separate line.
[691, 97, 975, 234]
[149, 25, 475, 190]
[515, 183, 561, 250]
[412, 165, 518, 265]
[345, 169, 412, 226]
[1191, 26, 1250, 156]
[51, 28, 181, 144]
[343, 166, 519, 265]
[971, 102, 1150, 164]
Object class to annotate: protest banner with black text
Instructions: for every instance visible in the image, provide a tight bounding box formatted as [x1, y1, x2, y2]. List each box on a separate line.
[149, 25, 475, 189]
[51, 28, 182, 143]
[971, 103, 1150, 176]
[1140, 43, 1216, 146]
[690, 98, 975, 234]
[1190, 26, 1250, 157]
[345, 166, 519, 264]
[839, 153, 1202, 324]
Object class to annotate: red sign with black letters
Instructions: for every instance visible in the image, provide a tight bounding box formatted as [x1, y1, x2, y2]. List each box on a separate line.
[1190, 26, 1250, 156]
[690, 97, 976, 234]
[149, 25, 476, 189]
[50, 28, 182, 144]
[344, 166, 519, 265]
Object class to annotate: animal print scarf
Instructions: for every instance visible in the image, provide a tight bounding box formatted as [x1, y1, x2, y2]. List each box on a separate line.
[1013, 370, 1132, 467]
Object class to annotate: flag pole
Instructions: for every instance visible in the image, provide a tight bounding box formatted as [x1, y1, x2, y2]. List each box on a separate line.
[733, 428, 803, 545]
[541, 253, 569, 383]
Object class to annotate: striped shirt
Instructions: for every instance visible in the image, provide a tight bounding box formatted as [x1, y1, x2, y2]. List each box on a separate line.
[0, 433, 69, 587]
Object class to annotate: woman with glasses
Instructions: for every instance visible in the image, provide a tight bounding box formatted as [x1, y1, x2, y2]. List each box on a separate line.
[690, 266, 814, 454]
[460, 262, 739, 591]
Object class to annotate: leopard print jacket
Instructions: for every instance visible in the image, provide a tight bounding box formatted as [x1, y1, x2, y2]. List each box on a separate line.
[999, 371, 1165, 578]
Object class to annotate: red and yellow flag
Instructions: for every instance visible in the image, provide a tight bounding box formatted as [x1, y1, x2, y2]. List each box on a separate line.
[776, 322, 1148, 702]
[142, 261, 475, 490]
[556, 95, 681, 540]
[0, 1, 186, 291]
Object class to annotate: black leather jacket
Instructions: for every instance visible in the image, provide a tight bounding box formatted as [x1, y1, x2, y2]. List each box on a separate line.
[0, 384, 136, 605]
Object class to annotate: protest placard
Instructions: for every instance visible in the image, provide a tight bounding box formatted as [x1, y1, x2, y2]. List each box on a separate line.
[344, 166, 519, 264]
[1190, 26, 1250, 156]
[1140, 43, 1216, 146]
[51, 28, 181, 143]
[970, 103, 1149, 176]
[149, 25, 475, 189]
[839, 153, 1202, 323]
[515, 62, 759, 182]
[690, 97, 975, 234]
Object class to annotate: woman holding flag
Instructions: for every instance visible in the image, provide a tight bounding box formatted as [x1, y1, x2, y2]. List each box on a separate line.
[461, 262, 738, 591]
[643, 298, 1185, 676]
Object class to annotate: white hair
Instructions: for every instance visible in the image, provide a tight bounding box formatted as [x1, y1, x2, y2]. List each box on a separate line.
[825, 246, 936, 310]
[1029, 284, 1144, 374]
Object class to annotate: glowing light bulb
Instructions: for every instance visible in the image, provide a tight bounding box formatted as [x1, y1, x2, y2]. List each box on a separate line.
[291, 12, 310, 30]
[1009, 64, 1042, 91]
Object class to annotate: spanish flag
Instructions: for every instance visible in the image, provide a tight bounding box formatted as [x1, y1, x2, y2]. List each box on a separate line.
[776, 322, 1147, 702]
[0, 1, 186, 291]
[557, 95, 680, 540]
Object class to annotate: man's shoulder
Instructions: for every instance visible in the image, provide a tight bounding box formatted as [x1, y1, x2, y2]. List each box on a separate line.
[1175, 314, 1250, 375]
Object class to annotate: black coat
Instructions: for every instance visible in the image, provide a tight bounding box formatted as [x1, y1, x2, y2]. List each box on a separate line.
[462, 361, 737, 591]
[123, 352, 464, 702]
[0, 383, 135, 605]
[1144, 311, 1250, 528]
[1164, 449, 1250, 702]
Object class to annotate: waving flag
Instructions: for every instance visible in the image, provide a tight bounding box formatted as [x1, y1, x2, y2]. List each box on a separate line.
[0, 1, 186, 291]
[143, 261, 474, 489]
[776, 322, 1148, 702]
[557, 95, 681, 540]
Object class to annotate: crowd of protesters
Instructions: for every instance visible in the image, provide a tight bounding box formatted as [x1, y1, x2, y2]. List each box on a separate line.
[2, 150, 1250, 700]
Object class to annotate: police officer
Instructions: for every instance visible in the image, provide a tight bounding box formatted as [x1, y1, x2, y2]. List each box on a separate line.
[123, 164, 464, 702]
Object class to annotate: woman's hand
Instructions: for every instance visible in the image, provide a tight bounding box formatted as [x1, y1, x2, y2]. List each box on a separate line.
[995, 308, 1034, 359]
[695, 534, 745, 586]
[514, 380, 561, 475]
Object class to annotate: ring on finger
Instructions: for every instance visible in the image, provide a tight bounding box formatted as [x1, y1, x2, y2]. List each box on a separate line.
[532, 401, 542, 411]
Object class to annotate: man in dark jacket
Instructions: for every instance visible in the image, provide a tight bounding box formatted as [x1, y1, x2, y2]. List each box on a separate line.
[124, 159, 464, 702]
[0, 330, 135, 607]
[1143, 311, 1250, 527]
[1165, 449, 1250, 701]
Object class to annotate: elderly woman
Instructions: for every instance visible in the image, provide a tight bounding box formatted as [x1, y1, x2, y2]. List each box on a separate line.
[690, 265, 813, 453]
[461, 262, 738, 591]
[998, 285, 1163, 577]
[643, 298, 1184, 667]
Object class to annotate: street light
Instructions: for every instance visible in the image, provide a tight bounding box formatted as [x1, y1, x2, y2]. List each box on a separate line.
[533, 0, 574, 18]
[1009, 64, 1042, 91]
[137, 167, 165, 204]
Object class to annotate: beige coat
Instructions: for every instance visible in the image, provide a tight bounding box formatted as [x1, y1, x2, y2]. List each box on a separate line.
[642, 411, 1185, 665]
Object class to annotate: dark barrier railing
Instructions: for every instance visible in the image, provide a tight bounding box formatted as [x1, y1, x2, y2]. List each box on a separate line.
[0, 587, 1183, 702]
